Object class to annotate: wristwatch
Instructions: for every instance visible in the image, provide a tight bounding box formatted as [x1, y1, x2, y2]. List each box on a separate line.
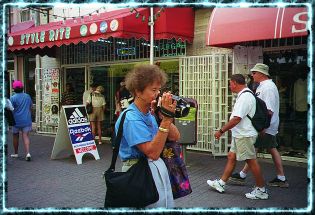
[219, 129, 224, 134]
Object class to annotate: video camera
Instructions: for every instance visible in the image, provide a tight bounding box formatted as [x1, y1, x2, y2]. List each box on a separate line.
[157, 95, 190, 118]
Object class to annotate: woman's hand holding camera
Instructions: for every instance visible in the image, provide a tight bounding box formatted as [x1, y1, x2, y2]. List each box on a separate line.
[159, 92, 177, 119]
[161, 92, 176, 112]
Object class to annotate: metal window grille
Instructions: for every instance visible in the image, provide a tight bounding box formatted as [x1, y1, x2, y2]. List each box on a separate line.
[179, 54, 233, 156]
[242, 36, 307, 50]
[60, 38, 186, 65]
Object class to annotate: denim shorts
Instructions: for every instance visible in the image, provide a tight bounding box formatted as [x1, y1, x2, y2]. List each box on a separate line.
[12, 125, 32, 134]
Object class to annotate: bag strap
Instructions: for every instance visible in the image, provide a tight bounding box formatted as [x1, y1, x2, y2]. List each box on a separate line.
[90, 93, 93, 105]
[106, 109, 131, 172]
[240, 90, 255, 121]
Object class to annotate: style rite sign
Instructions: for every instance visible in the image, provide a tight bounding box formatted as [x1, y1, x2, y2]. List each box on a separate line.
[19, 27, 71, 45]
[7, 19, 120, 48]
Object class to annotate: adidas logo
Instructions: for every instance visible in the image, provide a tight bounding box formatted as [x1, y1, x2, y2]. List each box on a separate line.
[68, 108, 88, 125]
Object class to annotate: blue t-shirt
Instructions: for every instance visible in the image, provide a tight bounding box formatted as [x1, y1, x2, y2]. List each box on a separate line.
[10, 93, 33, 128]
[116, 103, 158, 161]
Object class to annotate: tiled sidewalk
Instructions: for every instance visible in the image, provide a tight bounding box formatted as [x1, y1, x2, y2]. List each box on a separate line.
[3, 132, 310, 212]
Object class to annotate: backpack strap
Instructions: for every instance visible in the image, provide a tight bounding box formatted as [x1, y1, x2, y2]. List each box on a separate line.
[239, 89, 255, 121]
[106, 109, 131, 172]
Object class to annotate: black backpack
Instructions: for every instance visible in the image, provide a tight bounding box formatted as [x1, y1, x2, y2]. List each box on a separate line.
[241, 90, 271, 132]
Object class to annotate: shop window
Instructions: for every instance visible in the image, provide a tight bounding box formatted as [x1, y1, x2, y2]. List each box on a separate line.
[24, 57, 36, 122]
[20, 9, 31, 22]
[265, 49, 308, 158]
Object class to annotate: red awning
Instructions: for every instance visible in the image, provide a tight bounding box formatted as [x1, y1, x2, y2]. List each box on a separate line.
[7, 8, 150, 51]
[206, 7, 309, 47]
[10, 20, 35, 33]
[8, 8, 195, 52]
[154, 7, 194, 43]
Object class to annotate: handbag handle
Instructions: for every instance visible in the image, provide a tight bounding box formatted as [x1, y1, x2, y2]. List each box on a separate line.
[106, 109, 131, 173]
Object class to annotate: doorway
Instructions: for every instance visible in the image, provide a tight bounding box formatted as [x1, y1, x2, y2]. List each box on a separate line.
[63, 67, 86, 105]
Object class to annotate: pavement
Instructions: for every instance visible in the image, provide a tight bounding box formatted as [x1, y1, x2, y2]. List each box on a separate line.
[2, 131, 312, 213]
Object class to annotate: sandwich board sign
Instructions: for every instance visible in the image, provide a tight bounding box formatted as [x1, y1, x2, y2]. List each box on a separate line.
[51, 105, 100, 164]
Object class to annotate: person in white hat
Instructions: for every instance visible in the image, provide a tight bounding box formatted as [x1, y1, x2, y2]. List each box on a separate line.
[230, 63, 289, 188]
[87, 85, 106, 145]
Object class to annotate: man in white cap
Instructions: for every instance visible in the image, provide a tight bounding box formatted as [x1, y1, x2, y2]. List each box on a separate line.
[230, 63, 289, 188]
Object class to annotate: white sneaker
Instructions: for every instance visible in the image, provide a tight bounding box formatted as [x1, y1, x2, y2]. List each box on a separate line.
[207, 179, 225, 193]
[10, 154, 18, 158]
[245, 187, 269, 200]
[25, 153, 31, 161]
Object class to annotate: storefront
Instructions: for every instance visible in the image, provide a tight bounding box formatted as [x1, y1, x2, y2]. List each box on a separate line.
[203, 7, 309, 160]
[7, 7, 194, 138]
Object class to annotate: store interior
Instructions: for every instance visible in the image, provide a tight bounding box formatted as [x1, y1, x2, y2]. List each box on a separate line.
[265, 49, 308, 158]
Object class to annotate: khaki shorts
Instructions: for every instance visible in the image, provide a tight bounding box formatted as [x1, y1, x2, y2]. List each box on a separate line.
[230, 136, 257, 161]
[88, 107, 104, 122]
[254, 133, 278, 149]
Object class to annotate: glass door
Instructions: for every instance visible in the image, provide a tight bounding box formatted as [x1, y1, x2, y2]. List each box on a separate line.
[63, 67, 86, 105]
[90, 66, 112, 137]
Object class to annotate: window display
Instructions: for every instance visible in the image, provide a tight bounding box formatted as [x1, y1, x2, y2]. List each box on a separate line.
[266, 49, 308, 158]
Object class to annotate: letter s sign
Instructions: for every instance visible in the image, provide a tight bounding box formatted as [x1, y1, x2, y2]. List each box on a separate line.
[292, 12, 307, 33]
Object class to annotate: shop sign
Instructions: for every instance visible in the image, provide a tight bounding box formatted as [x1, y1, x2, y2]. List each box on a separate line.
[160, 41, 186, 57]
[116, 47, 136, 56]
[51, 105, 100, 165]
[19, 27, 71, 45]
[160, 41, 186, 51]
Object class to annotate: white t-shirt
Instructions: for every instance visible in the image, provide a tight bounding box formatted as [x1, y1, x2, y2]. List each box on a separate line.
[255, 79, 279, 135]
[83, 89, 93, 105]
[87, 92, 106, 108]
[230, 88, 257, 138]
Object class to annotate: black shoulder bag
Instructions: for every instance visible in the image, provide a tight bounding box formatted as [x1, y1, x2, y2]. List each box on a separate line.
[86, 93, 93, 114]
[103, 110, 159, 208]
[5, 107, 16, 126]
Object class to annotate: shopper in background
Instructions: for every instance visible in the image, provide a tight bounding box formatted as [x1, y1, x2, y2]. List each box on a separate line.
[10, 80, 33, 161]
[83, 83, 97, 105]
[61, 83, 76, 105]
[230, 63, 288, 188]
[115, 65, 180, 207]
[114, 81, 134, 117]
[87, 85, 106, 145]
[5, 93, 15, 128]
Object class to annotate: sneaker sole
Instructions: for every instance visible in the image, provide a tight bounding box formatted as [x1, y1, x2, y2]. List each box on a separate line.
[267, 182, 289, 188]
[229, 178, 246, 185]
[245, 194, 269, 200]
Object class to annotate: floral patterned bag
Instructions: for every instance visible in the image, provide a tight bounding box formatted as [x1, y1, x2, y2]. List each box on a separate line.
[161, 141, 192, 199]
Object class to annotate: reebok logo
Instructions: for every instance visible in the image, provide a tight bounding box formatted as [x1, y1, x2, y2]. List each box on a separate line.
[75, 132, 90, 141]
[68, 108, 88, 125]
